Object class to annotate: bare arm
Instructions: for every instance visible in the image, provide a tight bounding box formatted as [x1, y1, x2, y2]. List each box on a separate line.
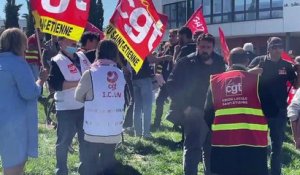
[63, 81, 79, 90]
[148, 54, 172, 64]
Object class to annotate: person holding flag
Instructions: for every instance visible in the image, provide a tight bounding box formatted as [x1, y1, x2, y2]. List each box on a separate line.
[48, 37, 91, 175]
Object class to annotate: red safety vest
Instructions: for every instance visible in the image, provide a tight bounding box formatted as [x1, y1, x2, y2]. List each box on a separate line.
[25, 49, 41, 65]
[210, 70, 268, 147]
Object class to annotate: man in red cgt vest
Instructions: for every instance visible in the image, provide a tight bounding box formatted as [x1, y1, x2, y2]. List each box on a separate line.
[204, 47, 269, 175]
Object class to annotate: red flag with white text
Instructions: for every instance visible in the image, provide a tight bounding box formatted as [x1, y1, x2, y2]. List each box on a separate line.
[218, 27, 230, 64]
[106, 0, 168, 72]
[185, 6, 208, 34]
[30, 0, 90, 41]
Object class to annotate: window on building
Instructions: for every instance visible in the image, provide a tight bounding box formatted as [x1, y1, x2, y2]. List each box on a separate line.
[197, 0, 283, 24]
[222, 0, 232, 22]
[213, 0, 222, 23]
[163, 1, 186, 29]
[246, 0, 256, 20]
[202, 0, 211, 24]
[272, 0, 283, 18]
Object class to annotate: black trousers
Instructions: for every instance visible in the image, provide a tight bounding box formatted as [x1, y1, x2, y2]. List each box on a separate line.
[154, 85, 169, 127]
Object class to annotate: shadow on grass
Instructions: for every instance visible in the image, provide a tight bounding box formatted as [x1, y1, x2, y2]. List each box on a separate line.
[120, 140, 160, 155]
[152, 137, 182, 151]
[114, 161, 142, 175]
[151, 124, 175, 132]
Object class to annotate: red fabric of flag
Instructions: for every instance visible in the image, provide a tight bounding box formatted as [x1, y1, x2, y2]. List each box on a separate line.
[281, 51, 295, 64]
[185, 6, 208, 34]
[85, 22, 105, 40]
[218, 27, 230, 64]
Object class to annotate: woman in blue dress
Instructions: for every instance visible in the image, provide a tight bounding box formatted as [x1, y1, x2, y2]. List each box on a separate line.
[0, 28, 48, 175]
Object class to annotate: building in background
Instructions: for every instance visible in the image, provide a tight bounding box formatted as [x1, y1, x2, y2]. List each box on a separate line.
[153, 0, 300, 55]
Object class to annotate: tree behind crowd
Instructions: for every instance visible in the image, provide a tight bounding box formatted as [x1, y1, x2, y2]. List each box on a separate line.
[4, 0, 22, 28]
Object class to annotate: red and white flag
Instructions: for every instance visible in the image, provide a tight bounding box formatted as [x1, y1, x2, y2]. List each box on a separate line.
[106, 0, 168, 72]
[185, 6, 208, 34]
[31, 0, 90, 41]
[281, 51, 295, 64]
[218, 27, 230, 64]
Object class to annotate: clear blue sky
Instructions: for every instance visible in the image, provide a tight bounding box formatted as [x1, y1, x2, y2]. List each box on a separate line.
[0, 0, 118, 26]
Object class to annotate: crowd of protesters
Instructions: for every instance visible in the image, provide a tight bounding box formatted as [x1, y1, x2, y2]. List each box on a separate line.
[1, 25, 300, 175]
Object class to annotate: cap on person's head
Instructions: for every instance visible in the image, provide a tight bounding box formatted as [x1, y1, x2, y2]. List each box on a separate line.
[267, 37, 283, 50]
[229, 47, 249, 66]
[28, 34, 37, 45]
[243, 43, 254, 53]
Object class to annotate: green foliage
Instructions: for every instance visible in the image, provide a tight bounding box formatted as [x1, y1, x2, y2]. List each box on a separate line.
[4, 0, 22, 29]
[88, 0, 104, 31]
[22, 0, 35, 36]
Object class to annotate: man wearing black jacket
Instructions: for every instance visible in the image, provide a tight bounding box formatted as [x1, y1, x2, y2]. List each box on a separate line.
[173, 27, 196, 63]
[248, 37, 300, 175]
[167, 33, 225, 175]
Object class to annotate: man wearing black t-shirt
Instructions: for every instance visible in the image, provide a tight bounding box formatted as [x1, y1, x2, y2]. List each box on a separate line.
[249, 37, 300, 175]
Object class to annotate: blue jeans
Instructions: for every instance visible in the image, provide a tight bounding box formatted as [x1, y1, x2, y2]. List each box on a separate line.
[268, 112, 287, 175]
[132, 78, 153, 137]
[55, 108, 84, 175]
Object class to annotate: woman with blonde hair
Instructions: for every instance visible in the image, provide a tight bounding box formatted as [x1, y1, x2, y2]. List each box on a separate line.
[0, 28, 48, 175]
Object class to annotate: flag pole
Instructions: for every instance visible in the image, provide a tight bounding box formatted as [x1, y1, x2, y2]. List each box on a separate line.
[34, 28, 44, 69]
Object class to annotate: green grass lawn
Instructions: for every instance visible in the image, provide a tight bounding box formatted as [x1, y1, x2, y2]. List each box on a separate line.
[1, 102, 300, 175]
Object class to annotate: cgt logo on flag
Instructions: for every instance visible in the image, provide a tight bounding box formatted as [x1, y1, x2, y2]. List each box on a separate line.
[106, 0, 167, 72]
[185, 6, 208, 34]
[225, 77, 243, 96]
[31, 0, 90, 41]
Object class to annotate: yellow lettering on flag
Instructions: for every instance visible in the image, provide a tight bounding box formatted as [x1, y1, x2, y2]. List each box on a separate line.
[105, 24, 144, 73]
[32, 11, 84, 41]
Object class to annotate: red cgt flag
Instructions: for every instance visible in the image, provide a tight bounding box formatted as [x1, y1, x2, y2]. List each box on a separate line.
[281, 51, 295, 64]
[31, 0, 90, 41]
[106, 0, 168, 72]
[185, 6, 208, 34]
[218, 27, 230, 64]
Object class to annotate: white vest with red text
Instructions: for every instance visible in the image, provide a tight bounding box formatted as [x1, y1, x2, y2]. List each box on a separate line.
[53, 52, 91, 110]
[84, 63, 126, 136]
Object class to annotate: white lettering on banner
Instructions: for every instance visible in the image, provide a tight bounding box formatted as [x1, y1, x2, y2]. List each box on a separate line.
[193, 16, 205, 30]
[41, 0, 87, 13]
[225, 77, 243, 96]
[76, 0, 88, 11]
[125, 8, 152, 44]
[117, 0, 163, 51]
